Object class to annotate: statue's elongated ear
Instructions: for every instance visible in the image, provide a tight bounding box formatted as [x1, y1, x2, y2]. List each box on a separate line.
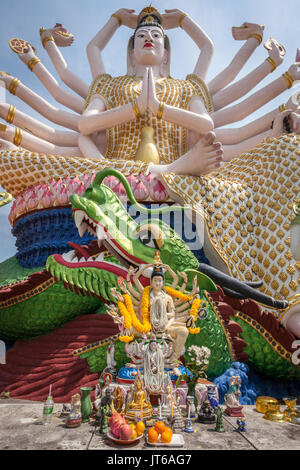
[127, 36, 135, 76]
[160, 35, 171, 77]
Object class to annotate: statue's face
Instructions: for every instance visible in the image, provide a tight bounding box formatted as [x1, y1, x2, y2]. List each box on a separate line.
[151, 275, 164, 292]
[133, 26, 166, 66]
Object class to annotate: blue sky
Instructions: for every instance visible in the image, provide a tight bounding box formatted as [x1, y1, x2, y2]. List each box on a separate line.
[0, 0, 299, 263]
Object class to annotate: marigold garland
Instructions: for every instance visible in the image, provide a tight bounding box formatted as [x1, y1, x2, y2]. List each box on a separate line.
[117, 284, 202, 338]
[189, 298, 201, 320]
[119, 335, 135, 343]
[188, 327, 200, 334]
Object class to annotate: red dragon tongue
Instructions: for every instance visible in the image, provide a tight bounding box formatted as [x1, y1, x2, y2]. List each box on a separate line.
[67, 242, 90, 261]
[296, 48, 300, 62]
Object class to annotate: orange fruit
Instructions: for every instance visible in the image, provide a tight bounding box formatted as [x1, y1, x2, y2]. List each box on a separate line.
[154, 420, 166, 435]
[136, 420, 145, 436]
[148, 427, 159, 443]
[129, 423, 136, 431]
[161, 428, 173, 443]
[131, 429, 138, 440]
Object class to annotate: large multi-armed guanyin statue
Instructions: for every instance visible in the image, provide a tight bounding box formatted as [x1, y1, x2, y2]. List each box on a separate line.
[0, 6, 299, 403]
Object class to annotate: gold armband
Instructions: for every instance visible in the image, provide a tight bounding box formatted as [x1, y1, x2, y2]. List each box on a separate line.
[13, 127, 22, 147]
[8, 78, 20, 95]
[249, 33, 262, 45]
[157, 102, 164, 120]
[0, 124, 7, 132]
[266, 57, 277, 73]
[112, 14, 122, 26]
[27, 57, 41, 71]
[282, 71, 294, 89]
[279, 104, 286, 113]
[6, 105, 16, 124]
[42, 36, 54, 48]
[132, 99, 141, 119]
[179, 13, 188, 28]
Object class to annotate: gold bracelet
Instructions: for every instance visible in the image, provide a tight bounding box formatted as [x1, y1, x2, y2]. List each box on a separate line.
[249, 33, 262, 45]
[8, 78, 20, 95]
[282, 71, 294, 89]
[266, 57, 277, 73]
[132, 100, 141, 119]
[6, 105, 16, 124]
[112, 14, 122, 26]
[179, 13, 188, 28]
[42, 36, 54, 48]
[27, 57, 41, 72]
[279, 104, 286, 113]
[157, 102, 164, 119]
[0, 123, 7, 132]
[13, 127, 22, 147]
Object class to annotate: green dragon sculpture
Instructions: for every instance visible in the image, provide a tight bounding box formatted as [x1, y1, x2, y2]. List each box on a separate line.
[0, 169, 299, 382]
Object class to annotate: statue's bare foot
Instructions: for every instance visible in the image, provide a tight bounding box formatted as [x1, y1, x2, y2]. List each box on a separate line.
[149, 132, 224, 177]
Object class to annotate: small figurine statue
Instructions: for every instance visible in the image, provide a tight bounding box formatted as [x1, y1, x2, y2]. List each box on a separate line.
[215, 406, 225, 433]
[104, 341, 117, 380]
[60, 403, 71, 418]
[198, 399, 216, 424]
[99, 404, 110, 435]
[236, 418, 246, 432]
[112, 386, 124, 413]
[94, 372, 113, 413]
[66, 393, 82, 428]
[125, 371, 153, 422]
[172, 399, 185, 432]
[207, 385, 219, 409]
[224, 376, 244, 417]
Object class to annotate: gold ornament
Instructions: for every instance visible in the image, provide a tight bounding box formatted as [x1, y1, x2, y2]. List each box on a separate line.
[135, 126, 160, 164]
[266, 57, 277, 72]
[6, 105, 16, 124]
[8, 78, 20, 95]
[282, 71, 294, 89]
[249, 33, 262, 45]
[13, 128, 22, 147]
[42, 36, 54, 48]
[27, 57, 41, 71]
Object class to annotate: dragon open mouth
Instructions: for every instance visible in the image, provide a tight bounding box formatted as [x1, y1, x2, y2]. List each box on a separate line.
[53, 209, 151, 282]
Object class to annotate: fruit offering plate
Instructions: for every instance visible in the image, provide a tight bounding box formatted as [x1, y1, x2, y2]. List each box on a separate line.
[107, 432, 143, 445]
[146, 433, 185, 447]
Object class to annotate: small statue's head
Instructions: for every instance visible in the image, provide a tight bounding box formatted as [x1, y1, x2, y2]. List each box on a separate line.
[127, 6, 170, 75]
[150, 265, 165, 292]
[149, 340, 158, 352]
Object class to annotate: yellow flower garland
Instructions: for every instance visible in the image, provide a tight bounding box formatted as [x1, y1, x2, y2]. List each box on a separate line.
[117, 284, 202, 340]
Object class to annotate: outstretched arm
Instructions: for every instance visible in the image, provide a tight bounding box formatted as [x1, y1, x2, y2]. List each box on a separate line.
[0, 102, 79, 146]
[0, 73, 79, 130]
[162, 9, 214, 80]
[40, 25, 89, 99]
[87, 8, 135, 78]
[212, 62, 300, 127]
[215, 93, 299, 144]
[213, 39, 285, 111]
[208, 23, 265, 95]
[0, 123, 82, 157]
[16, 46, 84, 114]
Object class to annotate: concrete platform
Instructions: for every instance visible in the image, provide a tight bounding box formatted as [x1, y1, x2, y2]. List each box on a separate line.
[0, 399, 299, 450]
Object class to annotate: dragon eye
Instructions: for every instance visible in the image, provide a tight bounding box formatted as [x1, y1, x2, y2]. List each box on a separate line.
[135, 223, 164, 249]
[139, 230, 159, 249]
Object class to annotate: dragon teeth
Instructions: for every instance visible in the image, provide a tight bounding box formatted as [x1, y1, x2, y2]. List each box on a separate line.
[96, 225, 107, 240]
[62, 250, 76, 262]
[95, 252, 105, 262]
[74, 210, 84, 228]
[78, 222, 87, 238]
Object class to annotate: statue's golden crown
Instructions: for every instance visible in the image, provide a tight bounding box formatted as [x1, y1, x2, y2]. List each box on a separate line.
[137, 6, 162, 26]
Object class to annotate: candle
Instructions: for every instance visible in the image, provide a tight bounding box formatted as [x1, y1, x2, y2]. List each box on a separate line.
[170, 386, 173, 417]
[141, 395, 143, 421]
[159, 398, 162, 419]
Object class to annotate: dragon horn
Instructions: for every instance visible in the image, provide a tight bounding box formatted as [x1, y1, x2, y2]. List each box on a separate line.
[93, 168, 187, 216]
[198, 263, 288, 310]
[0, 191, 12, 207]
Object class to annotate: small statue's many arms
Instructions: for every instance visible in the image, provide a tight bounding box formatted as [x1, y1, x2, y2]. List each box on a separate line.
[108, 250, 202, 360]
